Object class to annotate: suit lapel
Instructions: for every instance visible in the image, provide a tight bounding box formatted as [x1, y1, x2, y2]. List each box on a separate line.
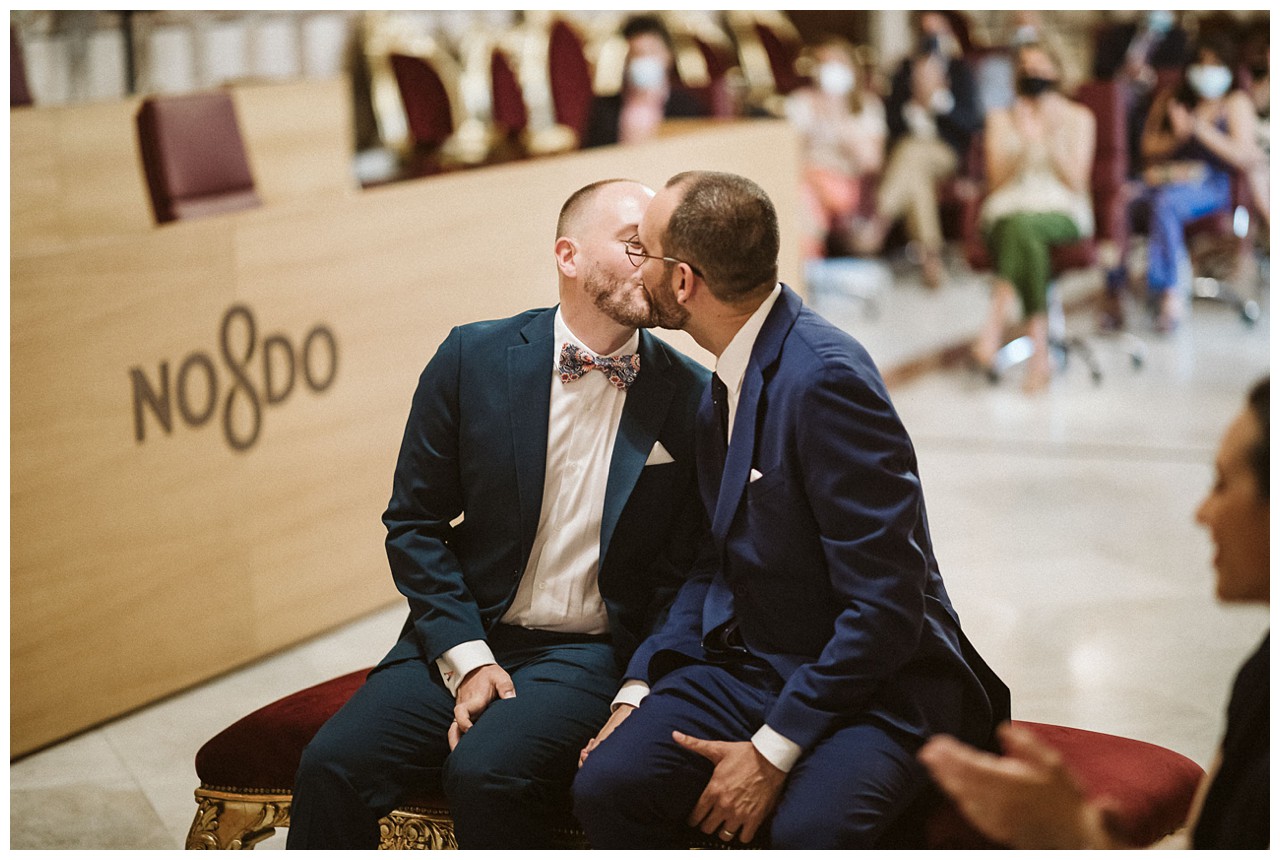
[508, 308, 556, 560]
[711, 285, 802, 541]
[601, 330, 674, 563]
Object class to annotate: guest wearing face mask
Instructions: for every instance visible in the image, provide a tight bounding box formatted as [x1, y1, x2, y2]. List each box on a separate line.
[857, 11, 983, 289]
[785, 36, 887, 261]
[1131, 35, 1261, 332]
[582, 15, 709, 149]
[970, 43, 1095, 393]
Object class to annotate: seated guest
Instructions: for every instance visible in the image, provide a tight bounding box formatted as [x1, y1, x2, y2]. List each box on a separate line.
[286, 179, 709, 848]
[582, 15, 709, 149]
[971, 43, 1095, 393]
[857, 11, 983, 288]
[1133, 35, 1261, 332]
[784, 35, 886, 260]
[921, 377, 1269, 850]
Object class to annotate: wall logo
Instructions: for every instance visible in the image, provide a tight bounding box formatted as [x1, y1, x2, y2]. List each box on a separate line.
[130, 304, 338, 452]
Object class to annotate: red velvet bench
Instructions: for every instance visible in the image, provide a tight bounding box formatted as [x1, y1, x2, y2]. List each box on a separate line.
[187, 668, 1204, 849]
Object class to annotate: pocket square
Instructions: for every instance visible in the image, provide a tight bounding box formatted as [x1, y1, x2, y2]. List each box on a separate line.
[645, 441, 675, 466]
[749, 468, 764, 483]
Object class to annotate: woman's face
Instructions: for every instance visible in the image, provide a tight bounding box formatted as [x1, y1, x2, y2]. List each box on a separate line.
[1017, 46, 1058, 83]
[1196, 408, 1270, 603]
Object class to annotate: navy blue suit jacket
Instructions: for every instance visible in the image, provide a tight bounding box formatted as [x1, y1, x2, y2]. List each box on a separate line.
[380, 307, 710, 672]
[627, 286, 1009, 752]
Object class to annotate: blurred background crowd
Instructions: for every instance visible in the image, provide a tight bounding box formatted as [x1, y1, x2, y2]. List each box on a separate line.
[12, 9, 1269, 390]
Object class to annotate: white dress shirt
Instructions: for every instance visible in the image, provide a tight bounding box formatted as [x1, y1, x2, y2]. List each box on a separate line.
[435, 309, 636, 695]
[616, 285, 802, 774]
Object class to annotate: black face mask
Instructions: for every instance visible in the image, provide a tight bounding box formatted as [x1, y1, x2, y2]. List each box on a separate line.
[1016, 75, 1056, 97]
[920, 34, 941, 55]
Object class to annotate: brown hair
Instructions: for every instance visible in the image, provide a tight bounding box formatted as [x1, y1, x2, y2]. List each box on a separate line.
[663, 171, 778, 305]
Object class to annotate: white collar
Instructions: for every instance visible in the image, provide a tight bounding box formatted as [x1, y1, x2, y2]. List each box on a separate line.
[713, 284, 782, 397]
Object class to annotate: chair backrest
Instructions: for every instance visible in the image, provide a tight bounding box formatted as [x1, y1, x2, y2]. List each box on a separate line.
[389, 52, 455, 149]
[1074, 79, 1129, 246]
[490, 47, 528, 136]
[547, 19, 593, 142]
[135, 90, 260, 224]
[12, 26, 32, 107]
[691, 36, 739, 118]
[752, 21, 802, 95]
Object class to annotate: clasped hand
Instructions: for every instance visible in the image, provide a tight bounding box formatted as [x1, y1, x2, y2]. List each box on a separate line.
[448, 664, 515, 750]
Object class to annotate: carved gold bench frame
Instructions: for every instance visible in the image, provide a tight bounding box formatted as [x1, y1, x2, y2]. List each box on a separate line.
[185, 785, 734, 849]
[186, 786, 460, 850]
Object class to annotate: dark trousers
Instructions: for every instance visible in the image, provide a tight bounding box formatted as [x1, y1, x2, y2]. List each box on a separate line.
[287, 625, 618, 849]
[572, 660, 928, 849]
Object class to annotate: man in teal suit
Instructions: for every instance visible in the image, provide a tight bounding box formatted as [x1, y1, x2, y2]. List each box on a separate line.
[574, 172, 1008, 848]
[288, 179, 709, 848]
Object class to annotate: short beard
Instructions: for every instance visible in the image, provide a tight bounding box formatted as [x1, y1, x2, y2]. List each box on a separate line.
[584, 262, 654, 328]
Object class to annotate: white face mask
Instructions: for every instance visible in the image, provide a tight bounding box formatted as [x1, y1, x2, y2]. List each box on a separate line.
[818, 62, 855, 97]
[1147, 10, 1174, 34]
[1188, 64, 1233, 101]
[626, 56, 667, 92]
[1012, 25, 1040, 47]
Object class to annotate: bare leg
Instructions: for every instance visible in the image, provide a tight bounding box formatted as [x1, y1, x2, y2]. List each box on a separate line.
[1022, 313, 1052, 394]
[973, 280, 1016, 370]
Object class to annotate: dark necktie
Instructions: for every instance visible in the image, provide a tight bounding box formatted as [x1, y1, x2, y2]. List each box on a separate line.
[711, 372, 729, 442]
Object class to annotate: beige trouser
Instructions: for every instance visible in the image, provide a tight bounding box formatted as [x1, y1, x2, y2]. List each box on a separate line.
[875, 136, 958, 252]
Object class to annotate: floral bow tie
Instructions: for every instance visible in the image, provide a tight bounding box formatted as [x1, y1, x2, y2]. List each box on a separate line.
[558, 342, 640, 391]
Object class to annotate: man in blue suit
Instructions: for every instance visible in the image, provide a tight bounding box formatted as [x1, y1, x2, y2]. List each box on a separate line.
[573, 171, 1009, 848]
[287, 179, 709, 848]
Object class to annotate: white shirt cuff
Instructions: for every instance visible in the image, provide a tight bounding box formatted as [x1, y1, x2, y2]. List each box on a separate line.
[930, 88, 955, 115]
[612, 680, 650, 711]
[751, 724, 803, 773]
[435, 640, 496, 697]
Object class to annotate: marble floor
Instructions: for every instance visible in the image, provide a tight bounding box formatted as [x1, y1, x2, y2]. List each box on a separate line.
[9, 261, 1270, 850]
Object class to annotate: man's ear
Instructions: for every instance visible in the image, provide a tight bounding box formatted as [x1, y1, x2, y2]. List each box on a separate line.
[554, 237, 577, 278]
[675, 264, 698, 305]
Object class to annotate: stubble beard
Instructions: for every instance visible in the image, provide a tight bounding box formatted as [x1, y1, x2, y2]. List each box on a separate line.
[585, 263, 655, 328]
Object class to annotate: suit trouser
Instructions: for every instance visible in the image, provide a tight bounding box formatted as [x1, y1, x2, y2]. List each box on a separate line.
[876, 136, 959, 253]
[573, 659, 929, 849]
[287, 625, 618, 849]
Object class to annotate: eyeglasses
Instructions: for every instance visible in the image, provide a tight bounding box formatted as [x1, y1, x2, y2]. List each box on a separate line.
[622, 240, 703, 279]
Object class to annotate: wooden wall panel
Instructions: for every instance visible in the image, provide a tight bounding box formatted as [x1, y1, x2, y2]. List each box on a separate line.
[231, 77, 356, 206]
[11, 119, 802, 755]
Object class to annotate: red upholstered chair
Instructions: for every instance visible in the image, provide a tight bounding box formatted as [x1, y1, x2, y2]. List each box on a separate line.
[490, 47, 529, 141]
[135, 91, 261, 225]
[187, 670, 1204, 849]
[389, 52, 456, 177]
[11, 26, 33, 107]
[547, 19, 594, 146]
[752, 21, 803, 96]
